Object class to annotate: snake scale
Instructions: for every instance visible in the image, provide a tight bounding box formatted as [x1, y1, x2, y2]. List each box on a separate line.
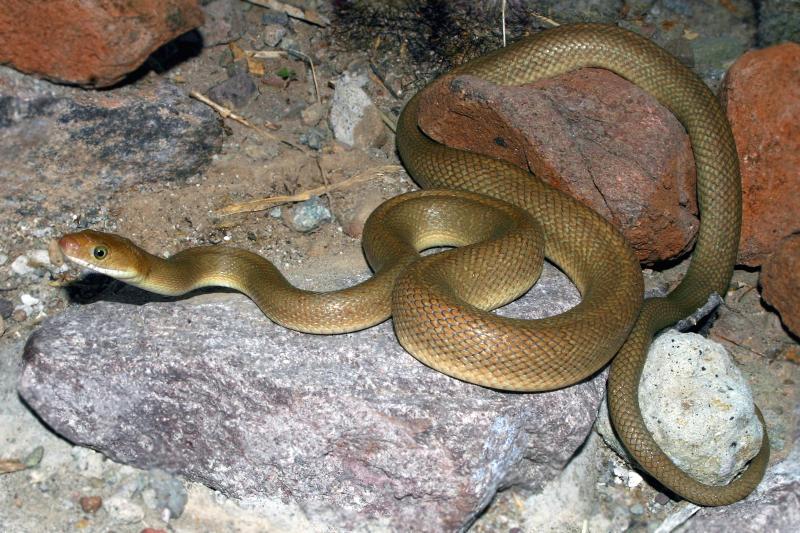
[58, 24, 768, 505]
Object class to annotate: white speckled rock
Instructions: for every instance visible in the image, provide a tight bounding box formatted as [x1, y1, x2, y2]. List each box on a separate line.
[596, 330, 763, 485]
[19, 263, 603, 532]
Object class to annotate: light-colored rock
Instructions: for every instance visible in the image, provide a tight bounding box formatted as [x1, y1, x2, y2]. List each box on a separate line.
[104, 496, 145, 525]
[27, 249, 50, 268]
[19, 264, 603, 531]
[10, 256, 34, 276]
[677, 401, 800, 532]
[329, 75, 387, 149]
[596, 331, 762, 485]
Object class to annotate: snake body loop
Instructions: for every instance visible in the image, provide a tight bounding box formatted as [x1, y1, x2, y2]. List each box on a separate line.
[59, 24, 768, 505]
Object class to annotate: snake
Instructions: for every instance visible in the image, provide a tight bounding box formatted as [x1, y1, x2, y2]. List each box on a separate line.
[57, 24, 768, 505]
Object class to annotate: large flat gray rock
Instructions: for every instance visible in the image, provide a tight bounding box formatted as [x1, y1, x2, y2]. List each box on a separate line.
[19, 265, 603, 531]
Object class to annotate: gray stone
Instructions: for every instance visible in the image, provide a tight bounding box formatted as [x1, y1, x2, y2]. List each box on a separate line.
[261, 8, 290, 26]
[0, 299, 12, 320]
[596, 331, 762, 484]
[286, 196, 332, 232]
[329, 75, 387, 149]
[207, 70, 259, 110]
[262, 24, 288, 48]
[19, 264, 601, 531]
[199, 0, 246, 47]
[143, 469, 188, 519]
[757, 0, 800, 46]
[0, 66, 222, 200]
[298, 126, 328, 151]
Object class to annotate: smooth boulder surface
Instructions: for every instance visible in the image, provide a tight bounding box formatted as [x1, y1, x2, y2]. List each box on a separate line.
[19, 264, 605, 531]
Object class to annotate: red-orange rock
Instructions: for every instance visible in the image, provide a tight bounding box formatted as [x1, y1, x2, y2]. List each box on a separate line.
[417, 69, 698, 263]
[721, 43, 800, 267]
[0, 0, 204, 87]
[760, 233, 800, 337]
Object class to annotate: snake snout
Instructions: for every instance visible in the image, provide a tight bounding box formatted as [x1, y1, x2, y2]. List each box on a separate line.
[58, 234, 81, 256]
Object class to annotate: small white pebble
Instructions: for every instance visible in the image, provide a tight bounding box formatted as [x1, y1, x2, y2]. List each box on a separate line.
[626, 470, 643, 488]
[11, 255, 34, 276]
[28, 249, 51, 267]
[0, 253, 7, 265]
[20, 294, 40, 306]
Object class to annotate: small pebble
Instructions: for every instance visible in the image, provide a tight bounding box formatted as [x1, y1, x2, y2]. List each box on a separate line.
[0, 315, 5, 336]
[654, 492, 671, 505]
[104, 496, 145, 525]
[23, 446, 44, 467]
[630, 503, 645, 515]
[268, 206, 282, 218]
[80, 495, 103, 513]
[261, 8, 290, 26]
[27, 249, 51, 267]
[12, 309, 27, 322]
[144, 469, 188, 519]
[299, 127, 328, 150]
[11, 255, 34, 276]
[20, 294, 40, 307]
[626, 470, 643, 488]
[301, 102, 325, 126]
[262, 24, 287, 47]
[0, 298, 13, 319]
[287, 196, 332, 232]
[0, 253, 7, 265]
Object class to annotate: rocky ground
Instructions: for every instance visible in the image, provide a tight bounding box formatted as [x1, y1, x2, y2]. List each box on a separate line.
[1, 1, 799, 532]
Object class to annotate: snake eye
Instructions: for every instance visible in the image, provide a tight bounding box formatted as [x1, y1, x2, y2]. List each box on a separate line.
[93, 246, 108, 260]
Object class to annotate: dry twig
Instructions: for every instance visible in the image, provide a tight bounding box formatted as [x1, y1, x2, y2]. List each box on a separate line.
[189, 91, 304, 151]
[217, 165, 404, 215]
[244, 0, 330, 27]
[0, 459, 26, 475]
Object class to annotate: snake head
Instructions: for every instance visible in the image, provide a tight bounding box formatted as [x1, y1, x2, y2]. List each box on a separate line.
[58, 230, 149, 282]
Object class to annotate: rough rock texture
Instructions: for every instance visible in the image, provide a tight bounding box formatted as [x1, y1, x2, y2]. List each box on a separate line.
[0, 0, 204, 87]
[596, 331, 762, 484]
[330, 73, 387, 149]
[757, 0, 800, 46]
[681, 400, 800, 532]
[721, 42, 800, 267]
[0, 66, 222, 202]
[198, 0, 246, 47]
[761, 233, 800, 337]
[18, 265, 605, 531]
[417, 69, 699, 263]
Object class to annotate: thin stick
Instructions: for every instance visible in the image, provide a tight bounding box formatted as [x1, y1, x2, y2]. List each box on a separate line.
[530, 12, 560, 27]
[189, 91, 305, 151]
[217, 165, 404, 215]
[0, 460, 26, 475]
[244, 0, 330, 27]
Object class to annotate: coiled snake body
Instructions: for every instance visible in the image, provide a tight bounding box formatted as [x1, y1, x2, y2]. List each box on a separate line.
[59, 24, 768, 505]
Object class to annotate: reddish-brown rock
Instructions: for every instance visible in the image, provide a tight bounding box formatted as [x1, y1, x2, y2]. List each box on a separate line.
[417, 69, 699, 263]
[721, 43, 800, 267]
[761, 233, 800, 337]
[0, 0, 204, 87]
